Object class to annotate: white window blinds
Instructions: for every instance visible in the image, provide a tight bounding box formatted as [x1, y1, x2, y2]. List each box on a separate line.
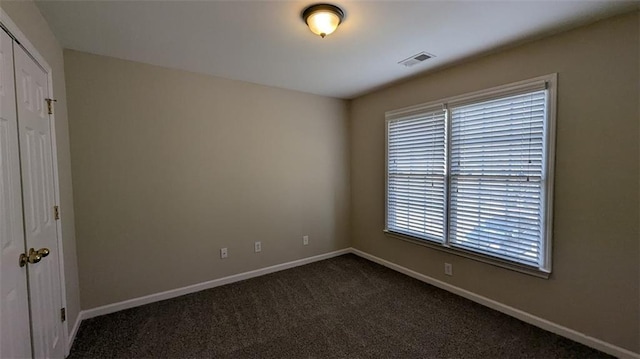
[385, 75, 555, 273]
[387, 108, 446, 242]
[449, 90, 547, 267]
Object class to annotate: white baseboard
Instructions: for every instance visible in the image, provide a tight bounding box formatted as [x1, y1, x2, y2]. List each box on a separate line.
[350, 248, 640, 359]
[69, 247, 639, 359]
[79, 248, 350, 321]
[67, 312, 82, 354]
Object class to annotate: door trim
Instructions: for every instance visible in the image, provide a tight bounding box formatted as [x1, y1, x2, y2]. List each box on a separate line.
[0, 9, 70, 357]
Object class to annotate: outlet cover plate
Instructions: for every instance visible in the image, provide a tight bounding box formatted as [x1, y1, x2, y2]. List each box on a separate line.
[444, 263, 453, 276]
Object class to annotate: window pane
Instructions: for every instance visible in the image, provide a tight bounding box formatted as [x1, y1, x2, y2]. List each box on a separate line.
[449, 90, 546, 267]
[451, 91, 546, 177]
[388, 174, 445, 240]
[387, 110, 446, 242]
[449, 177, 542, 267]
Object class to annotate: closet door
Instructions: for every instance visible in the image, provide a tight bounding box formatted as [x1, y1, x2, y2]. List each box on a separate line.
[14, 43, 64, 359]
[0, 31, 33, 359]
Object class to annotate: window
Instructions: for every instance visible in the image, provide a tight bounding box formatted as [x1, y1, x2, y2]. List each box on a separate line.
[385, 75, 556, 274]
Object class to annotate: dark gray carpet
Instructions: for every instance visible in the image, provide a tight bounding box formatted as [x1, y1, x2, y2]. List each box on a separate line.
[69, 254, 612, 358]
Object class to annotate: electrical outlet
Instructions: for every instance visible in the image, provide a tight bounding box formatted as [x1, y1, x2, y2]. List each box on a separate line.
[444, 263, 453, 276]
[254, 241, 262, 253]
[303, 235, 309, 246]
[220, 248, 228, 259]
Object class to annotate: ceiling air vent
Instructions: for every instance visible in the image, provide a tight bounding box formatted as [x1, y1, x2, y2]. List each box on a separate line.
[398, 52, 435, 68]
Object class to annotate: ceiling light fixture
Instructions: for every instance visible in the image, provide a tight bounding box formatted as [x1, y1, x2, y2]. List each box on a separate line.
[302, 4, 345, 38]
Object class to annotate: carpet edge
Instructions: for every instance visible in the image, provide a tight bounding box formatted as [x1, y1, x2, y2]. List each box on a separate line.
[350, 248, 639, 359]
[71, 247, 639, 359]
[71, 248, 351, 352]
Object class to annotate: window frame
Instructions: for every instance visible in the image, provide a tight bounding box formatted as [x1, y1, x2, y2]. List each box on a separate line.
[384, 74, 557, 278]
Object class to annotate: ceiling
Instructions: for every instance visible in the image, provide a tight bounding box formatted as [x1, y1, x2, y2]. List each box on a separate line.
[35, 1, 638, 99]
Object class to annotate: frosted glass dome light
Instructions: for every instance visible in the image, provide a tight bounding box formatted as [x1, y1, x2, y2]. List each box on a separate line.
[302, 4, 345, 38]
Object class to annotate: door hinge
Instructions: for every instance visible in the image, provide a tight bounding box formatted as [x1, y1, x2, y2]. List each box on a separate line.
[53, 205, 60, 220]
[45, 98, 57, 115]
[60, 308, 66, 322]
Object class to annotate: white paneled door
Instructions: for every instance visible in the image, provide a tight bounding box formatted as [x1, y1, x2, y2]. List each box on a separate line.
[0, 28, 33, 359]
[14, 41, 65, 359]
[0, 26, 65, 359]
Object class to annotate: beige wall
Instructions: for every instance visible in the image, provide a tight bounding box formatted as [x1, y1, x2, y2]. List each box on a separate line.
[0, 0, 81, 336]
[350, 11, 639, 353]
[63, 50, 350, 309]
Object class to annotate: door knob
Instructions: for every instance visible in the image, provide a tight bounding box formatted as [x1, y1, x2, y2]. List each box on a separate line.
[36, 248, 50, 257]
[27, 248, 50, 264]
[28, 248, 42, 264]
[18, 248, 50, 267]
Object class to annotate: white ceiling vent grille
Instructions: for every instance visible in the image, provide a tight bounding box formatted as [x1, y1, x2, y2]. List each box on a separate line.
[398, 52, 435, 67]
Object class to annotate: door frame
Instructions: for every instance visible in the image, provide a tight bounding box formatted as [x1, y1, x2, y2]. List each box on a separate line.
[0, 9, 70, 357]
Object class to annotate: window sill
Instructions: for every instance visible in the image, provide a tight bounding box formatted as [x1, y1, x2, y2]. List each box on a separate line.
[383, 230, 551, 279]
